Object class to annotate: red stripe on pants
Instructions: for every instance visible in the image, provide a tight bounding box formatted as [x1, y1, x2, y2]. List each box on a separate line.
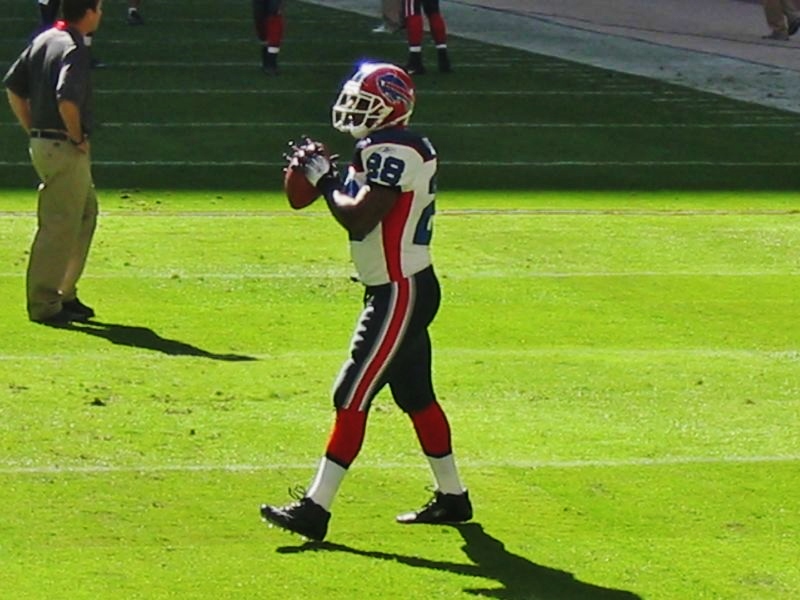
[350, 279, 411, 411]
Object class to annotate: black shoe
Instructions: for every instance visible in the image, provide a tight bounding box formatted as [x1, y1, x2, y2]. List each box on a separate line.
[404, 55, 425, 75]
[790, 19, 800, 36]
[127, 9, 144, 25]
[396, 490, 472, 524]
[261, 47, 279, 75]
[63, 298, 95, 318]
[32, 308, 88, 326]
[260, 497, 330, 541]
[437, 49, 452, 73]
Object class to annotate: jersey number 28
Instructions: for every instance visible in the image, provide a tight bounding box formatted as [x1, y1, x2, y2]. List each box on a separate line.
[366, 153, 405, 186]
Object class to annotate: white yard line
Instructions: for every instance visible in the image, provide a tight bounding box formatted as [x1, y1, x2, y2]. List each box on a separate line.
[1, 454, 798, 475]
[93, 88, 655, 95]
[0, 271, 798, 280]
[3, 208, 796, 217]
[1, 347, 796, 361]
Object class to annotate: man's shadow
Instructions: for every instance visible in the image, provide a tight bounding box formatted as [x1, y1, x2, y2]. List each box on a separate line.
[56, 320, 256, 362]
[278, 523, 643, 600]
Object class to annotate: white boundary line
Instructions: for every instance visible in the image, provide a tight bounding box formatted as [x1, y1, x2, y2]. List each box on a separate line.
[4, 121, 798, 128]
[1, 454, 799, 475]
[0, 270, 798, 280]
[2, 208, 797, 217]
[3, 160, 800, 167]
[91, 88, 656, 95]
[86, 61, 528, 68]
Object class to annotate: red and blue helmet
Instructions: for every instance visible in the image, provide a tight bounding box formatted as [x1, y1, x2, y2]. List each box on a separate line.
[332, 62, 416, 138]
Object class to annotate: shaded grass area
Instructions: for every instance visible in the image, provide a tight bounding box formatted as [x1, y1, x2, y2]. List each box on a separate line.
[1, 1, 800, 189]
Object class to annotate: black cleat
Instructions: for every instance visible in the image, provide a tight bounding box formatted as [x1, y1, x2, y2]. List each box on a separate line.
[437, 49, 452, 73]
[260, 497, 330, 541]
[63, 298, 95, 319]
[261, 47, 279, 75]
[127, 9, 144, 25]
[396, 490, 472, 524]
[32, 308, 88, 326]
[404, 55, 425, 75]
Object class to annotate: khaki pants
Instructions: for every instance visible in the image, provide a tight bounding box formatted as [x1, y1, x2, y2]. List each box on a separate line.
[763, 0, 800, 33]
[27, 138, 97, 321]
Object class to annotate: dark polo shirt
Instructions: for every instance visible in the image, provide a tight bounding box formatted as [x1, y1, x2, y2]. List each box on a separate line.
[3, 23, 93, 135]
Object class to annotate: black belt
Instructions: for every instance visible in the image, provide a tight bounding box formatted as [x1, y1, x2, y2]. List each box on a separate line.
[30, 129, 68, 141]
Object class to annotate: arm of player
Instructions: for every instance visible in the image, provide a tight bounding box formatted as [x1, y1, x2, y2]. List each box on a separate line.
[304, 152, 400, 238]
[6, 89, 32, 134]
[325, 184, 399, 239]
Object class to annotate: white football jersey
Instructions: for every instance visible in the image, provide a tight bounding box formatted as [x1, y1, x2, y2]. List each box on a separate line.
[342, 128, 437, 286]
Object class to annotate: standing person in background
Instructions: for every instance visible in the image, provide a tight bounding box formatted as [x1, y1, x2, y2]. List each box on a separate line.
[372, 0, 403, 33]
[404, 0, 451, 74]
[83, 30, 103, 68]
[761, 0, 800, 39]
[127, 0, 144, 25]
[253, 0, 284, 75]
[37, 0, 104, 67]
[260, 62, 472, 542]
[4, 0, 103, 325]
[37, 0, 61, 29]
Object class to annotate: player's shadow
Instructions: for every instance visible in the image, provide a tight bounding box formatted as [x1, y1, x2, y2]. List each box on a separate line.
[277, 522, 642, 599]
[56, 320, 256, 361]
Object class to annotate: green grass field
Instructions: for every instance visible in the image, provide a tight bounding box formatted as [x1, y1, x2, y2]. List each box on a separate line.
[2, 1, 799, 599]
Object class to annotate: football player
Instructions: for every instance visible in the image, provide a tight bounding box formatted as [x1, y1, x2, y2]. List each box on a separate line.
[260, 62, 472, 542]
[404, 0, 451, 74]
[252, 0, 283, 74]
[126, 0, 143, 25]
[37, 0, 61, 28]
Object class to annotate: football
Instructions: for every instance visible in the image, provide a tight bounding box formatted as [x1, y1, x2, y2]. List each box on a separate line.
[283, 165, 320, 210]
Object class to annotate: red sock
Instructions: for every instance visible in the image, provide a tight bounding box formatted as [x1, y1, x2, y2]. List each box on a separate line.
[428, 13, 447, 45]
[325, 408, 368, 467]
[406, 14, 424, 46]
[266, 15, 283, 47]
[410, 401, 452, 458]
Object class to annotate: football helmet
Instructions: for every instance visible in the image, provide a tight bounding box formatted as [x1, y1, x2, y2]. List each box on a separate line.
[332, 62, 416, 139]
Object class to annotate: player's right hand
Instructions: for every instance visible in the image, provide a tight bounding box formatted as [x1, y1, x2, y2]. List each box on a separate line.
[283, 136, 339, 188]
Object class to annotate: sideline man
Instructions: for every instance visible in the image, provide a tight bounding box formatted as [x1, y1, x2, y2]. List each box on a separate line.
[4, 0, 103, 324]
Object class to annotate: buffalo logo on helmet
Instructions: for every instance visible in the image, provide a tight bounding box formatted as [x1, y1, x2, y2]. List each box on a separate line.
[376, 73, 413, 110]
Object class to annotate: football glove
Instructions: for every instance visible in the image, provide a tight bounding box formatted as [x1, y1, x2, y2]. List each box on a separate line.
[283, 136, 339, 189]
